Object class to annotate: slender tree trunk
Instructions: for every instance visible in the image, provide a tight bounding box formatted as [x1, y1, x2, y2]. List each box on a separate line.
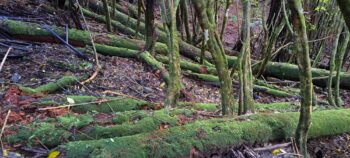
[180, 0, 191, 43]
[327, 22, 342, 107]
[159, 0, 182, 108]
[144, 0, 156, 55]
[192, 0, 235, 116]
[288, 0, 313, 157]
[112, 0, 116, 17]
[102, 0, 112, 31]
[238, 0, 254, 115]
[337, 0, 350, 28]
[220, 0, 232, 41]
[335, 26, 350, 106]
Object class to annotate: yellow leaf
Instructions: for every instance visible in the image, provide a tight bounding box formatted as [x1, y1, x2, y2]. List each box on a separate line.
[3, 149, 8, 157]
[160, 82, 166, 89]
[336, 148, 342, 153]
[348, 144, 350, 148]
[48, 151, 60, 158]
[272, 149, 281, 155]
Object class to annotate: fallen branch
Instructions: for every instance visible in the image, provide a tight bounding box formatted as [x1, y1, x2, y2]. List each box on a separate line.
[0, 47, 12, 72]
[19, 76, 85, 94]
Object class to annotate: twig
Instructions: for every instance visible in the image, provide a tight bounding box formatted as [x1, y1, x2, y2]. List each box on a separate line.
[0, 47, 12, 72]
[102, 90, 140, 100]
[77, 0, 101, 85]
[0, 110, 11, 139]
[42, 24, 87, 59]
[291, 137, 300, 158]
[253, 142, 291, 151]
[0, 110, 11, 155]
[38, 97, 125, 111]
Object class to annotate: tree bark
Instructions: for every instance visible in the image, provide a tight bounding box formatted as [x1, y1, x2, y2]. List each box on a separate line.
[288, 0, 313, 157]
[192, 0, 235, 116]
[144, 0, 157, 54]
[159, 0, 183, 108]
[238, 0, 254, 115]
[337, 0, 350, 29]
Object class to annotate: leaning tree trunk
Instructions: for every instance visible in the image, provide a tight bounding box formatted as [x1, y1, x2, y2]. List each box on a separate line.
[238, 0, 254, 115]
[192, 0, 235, 116]
[288, 0, 313, 157]
[159, 0, 182, 108]
[337, 0, 350, 29]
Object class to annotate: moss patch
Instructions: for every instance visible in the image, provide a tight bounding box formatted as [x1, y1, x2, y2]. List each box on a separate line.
[61, 109, 350, 158]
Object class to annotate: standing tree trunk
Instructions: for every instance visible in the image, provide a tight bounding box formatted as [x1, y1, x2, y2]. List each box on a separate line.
[144, 0, 156, 55]
[288, 0, 313, 157]
[102, 0, 112, 31]
[327, 21, 342, 106]
[238, 0, 254, 115]
[337, 0, 350, 28]
[159, 0, 182, 108]
[192, 0, 235, 116]
[180, 0, 192, 43]
[335, 26, 350, 106]
[220, 0, 232, 40]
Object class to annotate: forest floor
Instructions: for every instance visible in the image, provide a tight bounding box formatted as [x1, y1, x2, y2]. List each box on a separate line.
[0, 0, 350, 157]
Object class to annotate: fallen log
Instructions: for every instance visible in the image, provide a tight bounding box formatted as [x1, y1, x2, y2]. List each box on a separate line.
[7, 101, 298, 148]
[0, 20, 170, 83]
[6, 109, 196, 147]
[185, 72, 296, 97]
[60, 109, 350, 157]
[83, 7, 350, 90]
[63, 95, 154, 113]
[2, 19, 350, 89]
[0, 19, 167, 53]
[19, 76, 84, 94]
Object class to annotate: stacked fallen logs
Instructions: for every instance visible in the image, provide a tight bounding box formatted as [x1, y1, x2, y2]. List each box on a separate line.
[1, 19, 350, 89]
[59, 109, 350, 157]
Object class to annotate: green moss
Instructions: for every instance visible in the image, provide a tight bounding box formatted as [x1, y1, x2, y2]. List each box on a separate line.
[7, 109, 197, 147]
[6, 122, 71, 148]
[67, 95, 153, 113]
[58, 114, 94, 129]
[178, 102, 218, 112]
[256, 102, 299, 112]
[19, 76, 81, 94]
[61, 109, 350, 158]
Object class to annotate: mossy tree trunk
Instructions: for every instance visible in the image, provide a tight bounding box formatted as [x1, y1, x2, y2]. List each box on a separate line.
[238, 0, 254, 115]
[192, 0, 235, 116]
[335, 26, 350, 106]
[101, 0, 112, 31]
[144, 0, 157, 55]
[220, 0, 232, 40]
[327, 21, 343, 106]
[180, 0, 191, 43]
[337, 0, 350, 29]
[159, 0, 182, 108]
[288, 0, 313, 157]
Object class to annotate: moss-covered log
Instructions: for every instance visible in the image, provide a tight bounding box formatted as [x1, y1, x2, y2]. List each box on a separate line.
[0, 19, 167, 54]
[2, 19, 350, 89]
[186, 72, 296, 97]
[7, 101, 300, 148]
[5, 109, 195, 147]
[19, 76, 83, 94]
[63, 95, 154, 113]
[93, 44, 170, 83]
[61, 109, 350, 157]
